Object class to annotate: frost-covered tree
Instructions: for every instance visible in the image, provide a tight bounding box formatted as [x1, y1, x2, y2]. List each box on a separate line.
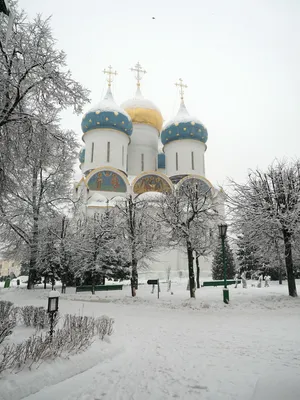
[236, 233, 262, 275]
[212, 238, 236, 280]
[72, 212, 114, 294]
[0, 2, 89, 288]
[0, 2, 88, 127]
[0, 3, 89, 192]
[115, 194, 162, 297]
[191, 222, 216, 288]
[157, 179, 218, 298]
[229, 160, 300, 297]
[0, 122, 79, 288]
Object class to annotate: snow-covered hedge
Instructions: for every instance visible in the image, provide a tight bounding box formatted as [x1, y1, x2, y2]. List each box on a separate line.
[0, 301, 17, 345]
[0, 309, 114, 374]
[20, 305, 59, 330]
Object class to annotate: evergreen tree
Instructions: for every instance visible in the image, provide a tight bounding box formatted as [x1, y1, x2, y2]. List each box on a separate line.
[236, 234, 261, 276]
[212, 238, 236, 280]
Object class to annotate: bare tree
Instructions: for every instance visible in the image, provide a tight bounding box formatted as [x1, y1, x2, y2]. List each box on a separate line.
[115, 194, 163, 297]
[0, 5, 89, 129]
[228, 160, 300, 297]
[0, 121, 79, 288]
[72, 212, 115, 294]
[0, 3, 89, 194]
[157, 178, 218, 298]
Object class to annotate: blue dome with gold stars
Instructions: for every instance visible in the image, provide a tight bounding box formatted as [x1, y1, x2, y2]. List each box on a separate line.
[81, 88, 133, 138]
[161, 101, 208, 146]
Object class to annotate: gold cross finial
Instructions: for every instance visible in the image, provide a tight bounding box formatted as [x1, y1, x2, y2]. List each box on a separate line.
[130, 61, 147, 87]
[175, 78, 188, 101]
[103, 65, 117, 87]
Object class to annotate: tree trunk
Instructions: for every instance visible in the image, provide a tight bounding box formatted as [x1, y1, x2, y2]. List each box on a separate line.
[274, 238, 283, 285]
[283, 230, 297, 297]
[27, 168, 39, 289]
[187, 242, 196, 298]
[27, 240, 38, 289]
[92, 272, 95, 295]
[43, 276, 47, 289]
[278, 268, 283, 285]
[131, 259, 138, 297]
[196, 254, 200, 289]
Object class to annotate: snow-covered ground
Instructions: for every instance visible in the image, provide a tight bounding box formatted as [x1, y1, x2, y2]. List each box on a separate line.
[0, 280, 300, 400]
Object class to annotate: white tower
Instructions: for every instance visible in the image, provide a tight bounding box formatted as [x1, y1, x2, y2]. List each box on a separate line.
[161, 79, 208, 179]
[80, 66, 133, 175]
[121, 62, 163, 176]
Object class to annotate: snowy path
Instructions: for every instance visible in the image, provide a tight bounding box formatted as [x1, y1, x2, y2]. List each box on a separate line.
[1, 283, 300, 400]
[22, 299, 300, 400]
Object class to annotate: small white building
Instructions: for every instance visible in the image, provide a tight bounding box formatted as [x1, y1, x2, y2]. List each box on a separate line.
[76, 64, 224, 280]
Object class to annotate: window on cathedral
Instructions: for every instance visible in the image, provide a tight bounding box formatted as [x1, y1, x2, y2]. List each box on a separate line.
[126, 154, 128, 171]
[191, 151, 194, 170]
[122, 146, 124, 167]
[176, 152, 178, 171]
[91, 142, 94, 162]
[107, 142, 110, 162]
[141, 153, 144, 171]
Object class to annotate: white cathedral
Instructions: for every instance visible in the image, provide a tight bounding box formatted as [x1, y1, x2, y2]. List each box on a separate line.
[76, 63, 224, 280]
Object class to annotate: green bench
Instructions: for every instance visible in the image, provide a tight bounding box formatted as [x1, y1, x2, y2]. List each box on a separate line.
[201, 280, 241, 287]
[76, 284, 123, 293]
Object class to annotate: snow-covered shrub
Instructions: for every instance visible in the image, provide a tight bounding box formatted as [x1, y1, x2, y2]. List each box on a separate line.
[0, 320, 16, 345]
[20, 306, 35, 326]
[0, 312, 114, 374]
[96, 315, 114, 340]
[63, 314, 114, 341]
[0, 300, 14, 321]
[19, 305, 59, 330]
[0, 301, 17, 344]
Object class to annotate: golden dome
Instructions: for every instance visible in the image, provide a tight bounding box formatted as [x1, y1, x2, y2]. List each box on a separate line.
[121, 87, 163, 132]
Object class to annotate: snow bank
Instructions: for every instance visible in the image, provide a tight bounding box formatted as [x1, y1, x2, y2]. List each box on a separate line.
[0, 342, 123, 400]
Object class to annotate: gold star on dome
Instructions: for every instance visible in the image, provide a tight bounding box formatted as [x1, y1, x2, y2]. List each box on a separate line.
[103, 65, 117, 87]
[130, 62, 147, 87]
[175, 78, 188, 101]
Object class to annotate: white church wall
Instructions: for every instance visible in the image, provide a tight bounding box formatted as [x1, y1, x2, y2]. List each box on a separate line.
[139, 247, 213, 283]
[164, 139, 206, 177]
[82, 129, 129, 174]
[128, 124, 159, 175]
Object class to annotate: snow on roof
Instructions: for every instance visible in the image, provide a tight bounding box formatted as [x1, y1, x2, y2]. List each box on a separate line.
[121, 87, 161, 112]
[163, 101, 204, 130]
[87, 87, 131, 119]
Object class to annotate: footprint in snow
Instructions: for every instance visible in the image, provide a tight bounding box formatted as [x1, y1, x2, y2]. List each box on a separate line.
[190, 385, 208, 391]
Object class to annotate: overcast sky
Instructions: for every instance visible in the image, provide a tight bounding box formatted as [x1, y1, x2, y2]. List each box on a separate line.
[19, 0, 300, 187]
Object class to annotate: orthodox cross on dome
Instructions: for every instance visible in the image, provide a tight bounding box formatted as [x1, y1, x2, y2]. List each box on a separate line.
[130, 62, 147, 87]
[103, 65, 117, 87]
[175, 78, 188, 101]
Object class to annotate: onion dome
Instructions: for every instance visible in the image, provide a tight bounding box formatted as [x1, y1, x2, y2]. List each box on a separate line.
[161, 101, 208, 146]
[121, 87, 163, 133]
[157, 152, 165, 169]
[81, 87, 133, 137]
[79, 148, 85, 164]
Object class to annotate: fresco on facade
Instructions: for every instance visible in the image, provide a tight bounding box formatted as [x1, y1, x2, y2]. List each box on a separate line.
[87, 170, 127, 192]
[133, 174, 172, 194]
[178, 177, 212, 197]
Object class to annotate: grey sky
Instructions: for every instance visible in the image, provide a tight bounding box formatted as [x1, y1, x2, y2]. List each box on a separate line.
[19, 0, 300, 187]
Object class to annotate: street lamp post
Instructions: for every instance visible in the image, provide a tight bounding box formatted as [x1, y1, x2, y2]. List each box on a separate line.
[218, 223, 229, 304]
[47, 289, 60, 341]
